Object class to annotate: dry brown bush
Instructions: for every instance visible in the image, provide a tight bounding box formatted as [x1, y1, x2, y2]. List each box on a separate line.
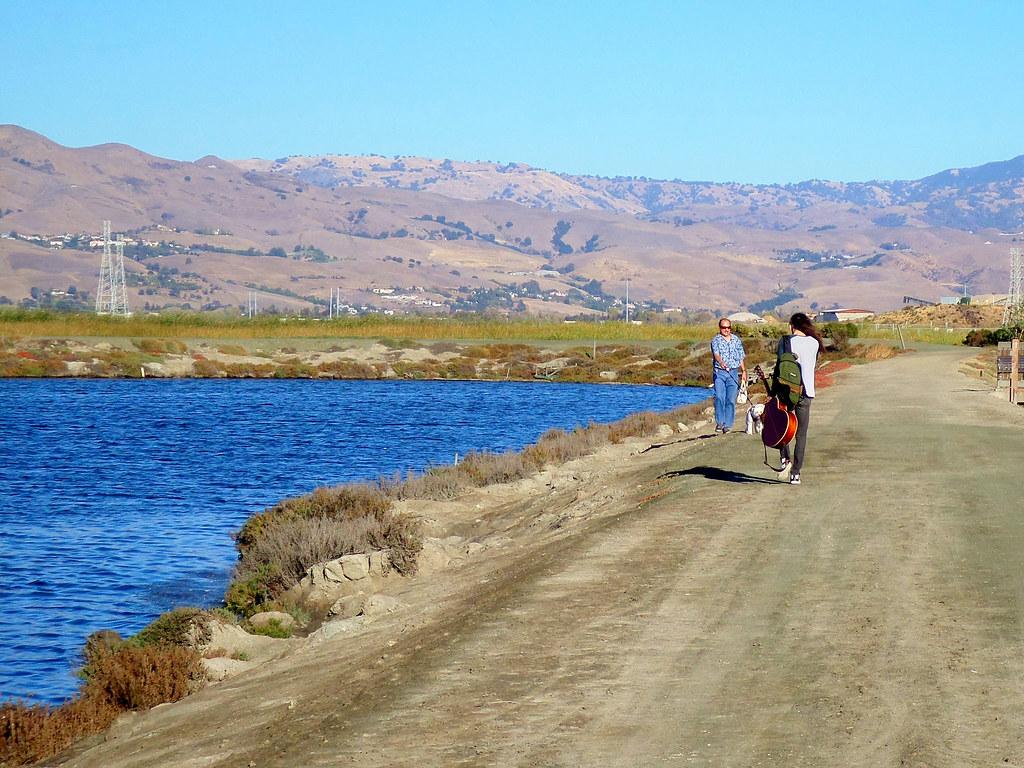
[384, 467, 464, 501]
[236, 483, 392, 552]
[85, 645, 204, 711]
[0, 645, 204, 766]
[861, 344, 899, 360]
[229, 483, 422, 614]
[607, 410, 663, 443]
[1, 697, 119, 766]
[234, 515, 386, 591]
[316, 359, 378, 378]
[457, 451, 529, 486]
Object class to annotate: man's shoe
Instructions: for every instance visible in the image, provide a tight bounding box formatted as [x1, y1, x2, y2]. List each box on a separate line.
[777, 459, 791, 480]
[789, 473, 801, 485]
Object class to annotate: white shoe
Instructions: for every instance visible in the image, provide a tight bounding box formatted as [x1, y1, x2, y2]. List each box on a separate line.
[777, 459, 791, 480]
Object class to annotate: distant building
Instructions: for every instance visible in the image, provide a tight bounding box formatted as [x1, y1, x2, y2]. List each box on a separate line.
[816, 308, 875, 322]
[727, 311, 766, 324]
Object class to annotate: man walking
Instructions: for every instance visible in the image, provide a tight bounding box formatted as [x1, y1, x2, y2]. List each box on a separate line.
[710, 318, 746, 433]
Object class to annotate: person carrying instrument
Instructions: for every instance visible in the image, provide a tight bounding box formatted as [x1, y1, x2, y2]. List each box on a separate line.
[710, 318, 746, 433]
[777, 312, 824, 485]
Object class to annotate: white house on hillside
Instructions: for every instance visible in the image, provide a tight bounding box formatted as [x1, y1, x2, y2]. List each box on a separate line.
[815, 308, 874, 322]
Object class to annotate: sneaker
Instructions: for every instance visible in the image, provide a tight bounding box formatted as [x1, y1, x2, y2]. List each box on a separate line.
[789, 473, 801, 485]
[721, 427, 730, 434]
[777, 459, 791, 480]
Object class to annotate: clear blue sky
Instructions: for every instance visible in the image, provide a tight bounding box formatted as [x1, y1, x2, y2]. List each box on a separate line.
[5, 1, 1023, 184]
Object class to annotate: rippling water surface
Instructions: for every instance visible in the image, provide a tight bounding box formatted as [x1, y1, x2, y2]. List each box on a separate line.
[0, 378, 707, 703]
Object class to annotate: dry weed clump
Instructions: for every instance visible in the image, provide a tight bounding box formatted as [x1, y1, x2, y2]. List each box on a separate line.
[84, 645, 204, 711]
[859, 343, 899, 360]
[316, 359, 378, 378]
[606, 410, 666, 443]
[134, 338, 188, 354]
[227, 484, 422, 616]
[1, 697, 119, 767]
[0, 615, 208, 767]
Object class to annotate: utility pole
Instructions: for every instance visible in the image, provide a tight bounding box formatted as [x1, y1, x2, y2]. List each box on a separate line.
[247, 291, 258, 319]
[625, 278, 630, 323]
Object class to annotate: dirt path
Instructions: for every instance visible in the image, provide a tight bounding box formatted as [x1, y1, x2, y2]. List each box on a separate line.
[57, 347, 1024, 767]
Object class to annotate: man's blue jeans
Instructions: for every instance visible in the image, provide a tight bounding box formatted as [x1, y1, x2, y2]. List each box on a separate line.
[713, 367, 740, 429]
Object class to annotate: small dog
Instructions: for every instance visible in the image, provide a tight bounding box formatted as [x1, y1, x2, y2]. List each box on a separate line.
[745, 402, 765, 435]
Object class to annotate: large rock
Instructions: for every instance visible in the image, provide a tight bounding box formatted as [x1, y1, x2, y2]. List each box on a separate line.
[308, 616, 366, 642]
[369, 550, 391, 576]
[328, 593, 366, 619]
[340, 554, 370, 580]
[315, 553, 374, 583]
[291, 550, 395, 610]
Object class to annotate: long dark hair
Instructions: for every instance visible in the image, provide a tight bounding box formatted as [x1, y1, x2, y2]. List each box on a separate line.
[790, 312, 824, 351]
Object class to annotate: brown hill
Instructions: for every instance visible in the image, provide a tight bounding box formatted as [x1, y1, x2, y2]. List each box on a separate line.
[0, 124, 1019, 316]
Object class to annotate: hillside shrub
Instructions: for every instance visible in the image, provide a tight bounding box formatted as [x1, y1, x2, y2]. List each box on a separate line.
[963, 327, 1015, 346]
[134, 338, 188, 354]
[228, 484, 421, 616]
[0, 621, 206, 766]
[84, 645, 204, 711]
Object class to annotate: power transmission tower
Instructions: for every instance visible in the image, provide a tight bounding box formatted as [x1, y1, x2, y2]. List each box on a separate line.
[95, 220, 130, 315]
[1003, 248, 1024, 329]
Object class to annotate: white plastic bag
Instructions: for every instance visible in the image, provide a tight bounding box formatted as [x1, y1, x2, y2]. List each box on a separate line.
[736, 378, 748, 404]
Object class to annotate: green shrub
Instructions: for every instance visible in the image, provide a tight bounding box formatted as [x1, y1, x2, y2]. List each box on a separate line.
[224, 565, 281, 616]
[963, 327, 1014, 346]
[130, 608, 211, 649]
[246, 618, 293, 639]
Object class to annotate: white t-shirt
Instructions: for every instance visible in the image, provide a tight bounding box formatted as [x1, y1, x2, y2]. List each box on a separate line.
[788, 334, 819, 398]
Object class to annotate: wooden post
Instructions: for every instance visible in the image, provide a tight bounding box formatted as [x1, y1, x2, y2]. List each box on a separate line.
[1011, 338, 1020, 404]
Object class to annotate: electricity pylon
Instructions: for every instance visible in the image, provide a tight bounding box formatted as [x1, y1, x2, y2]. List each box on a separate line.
[1003, 248, 1023, 329]
[95, 220, 130, 316]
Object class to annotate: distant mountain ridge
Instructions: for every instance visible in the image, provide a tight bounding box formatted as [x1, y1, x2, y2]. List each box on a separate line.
[0, 124, 1020, 315]
[238, 148, 1024, 231]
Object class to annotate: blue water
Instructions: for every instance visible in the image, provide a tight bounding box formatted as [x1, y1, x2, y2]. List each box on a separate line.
[0, 378, 708, 704]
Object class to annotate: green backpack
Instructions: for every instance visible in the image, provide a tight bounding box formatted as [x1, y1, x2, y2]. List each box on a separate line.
[772, 335, 804, 408]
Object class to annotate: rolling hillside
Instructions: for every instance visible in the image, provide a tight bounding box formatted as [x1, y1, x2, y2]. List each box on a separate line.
[1, 124, 1020, 316]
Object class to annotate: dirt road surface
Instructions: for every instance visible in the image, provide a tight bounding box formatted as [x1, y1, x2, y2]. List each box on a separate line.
[56, 346, 1024, 768]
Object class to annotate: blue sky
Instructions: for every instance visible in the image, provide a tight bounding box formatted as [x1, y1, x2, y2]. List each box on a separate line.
[5, 1, 1023, 184]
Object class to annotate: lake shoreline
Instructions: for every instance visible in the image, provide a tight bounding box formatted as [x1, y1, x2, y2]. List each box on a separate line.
[1, 336, 726, 387]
